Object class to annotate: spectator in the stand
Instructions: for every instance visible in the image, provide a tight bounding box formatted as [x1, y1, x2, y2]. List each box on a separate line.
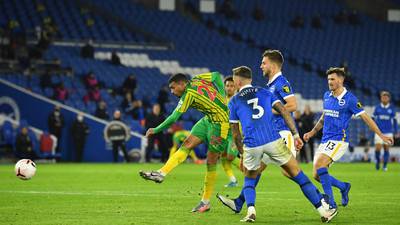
[121, 92, 133, 111]
[111, 51, 121, 66]
[89, 85, 101, 102]
[95, 100, 110, 120]
[54, 82, 68, 102]
[252, 5, 265, 21]
[290, 15, 305, 28]
[111, 110, 130, 162]
[126, 99, 145, 123]
[81, 39, 94, 58]
[70, 113, 90, 162]
[301, 105, 315, 160]
[349, 10, 361, 25]
[145, 104, 168, 162]
[37, 26, 50, 50]
[15, 127, 37, 159]
[83, 85, 101, 104]
[84, 71, 99, 90]
[121, 74, 137, 97]
[334, 10, 348, 24]
[311, 14, 322, 29]
[48, 105, 64, 152]
[157, 84, 170, 113]
[121, 93, 143, 117]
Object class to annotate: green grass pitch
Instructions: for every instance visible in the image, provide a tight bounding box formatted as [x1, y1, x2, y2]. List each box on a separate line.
[1, 162, 399, 225]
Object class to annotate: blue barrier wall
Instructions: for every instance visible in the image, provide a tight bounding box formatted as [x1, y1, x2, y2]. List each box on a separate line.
[0, 79, 143, 162]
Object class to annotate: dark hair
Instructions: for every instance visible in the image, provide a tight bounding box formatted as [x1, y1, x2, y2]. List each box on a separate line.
[168, 73, 189, 84]
[232, 66, 252, 79]
[224, 76, 233, 84]
[326, 67, 346, 77]
[262, 49, 284, 67]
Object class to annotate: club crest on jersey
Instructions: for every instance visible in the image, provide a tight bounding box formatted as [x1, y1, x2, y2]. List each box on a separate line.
[388, 109, 392, 114]
[282, 85, 291, 93]
[357, 102, 363, 108]
[338, 99, 346, 106]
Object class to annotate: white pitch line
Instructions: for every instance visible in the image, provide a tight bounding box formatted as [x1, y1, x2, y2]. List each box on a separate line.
[1, 190, 399, 205]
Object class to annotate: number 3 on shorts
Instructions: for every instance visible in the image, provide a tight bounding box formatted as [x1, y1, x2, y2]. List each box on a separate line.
[324, 141, 336, 151]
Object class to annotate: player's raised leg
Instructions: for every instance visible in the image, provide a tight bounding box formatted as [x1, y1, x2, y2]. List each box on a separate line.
[139, 134, 202, 183]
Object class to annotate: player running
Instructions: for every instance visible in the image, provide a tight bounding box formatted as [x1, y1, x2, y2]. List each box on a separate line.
[303, 67, 394, 210]
[226, 66, 337, 223]
[139, 72, 230, 213]
[372, 91, 398, 171]
[217, 49, 298, 212]
[220, 76, 241, 187]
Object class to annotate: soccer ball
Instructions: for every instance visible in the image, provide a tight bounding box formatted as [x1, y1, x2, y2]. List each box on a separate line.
[15, 159, 37, 180]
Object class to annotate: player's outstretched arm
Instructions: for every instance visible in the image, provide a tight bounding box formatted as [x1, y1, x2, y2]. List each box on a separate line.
[273, 102, 303, 150]
[303, 113, 324, 142]
[148, 110, 183, 136]
[360, 112, 394, 145]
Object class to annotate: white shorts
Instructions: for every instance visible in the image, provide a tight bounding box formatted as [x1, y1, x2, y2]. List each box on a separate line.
[374, 133, 393, 145]
[314, 140, 349, 162]
[261, 130, 296, 165]
[243, 139, 293, 171]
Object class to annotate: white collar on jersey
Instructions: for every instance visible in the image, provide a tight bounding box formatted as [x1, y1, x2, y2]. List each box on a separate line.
[267, 71, 282, 85]
[329, 87, 347, 100]
[381, 103, 390, 108]
[239, 84, 253, 92]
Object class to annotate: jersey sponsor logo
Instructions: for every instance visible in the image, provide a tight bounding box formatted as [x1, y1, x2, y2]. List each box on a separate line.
[324, 109, 339, 118]
[378, 115, 391, 120]
[282, 85, 291, 93]
[338, 99, 346, 106]
[357, 102, 363, 108]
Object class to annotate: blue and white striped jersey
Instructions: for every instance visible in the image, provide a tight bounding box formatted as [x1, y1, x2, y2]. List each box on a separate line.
[266, 72, 295, 132]
[322, 88, 364, 143]
[229, 85, 281, 148]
